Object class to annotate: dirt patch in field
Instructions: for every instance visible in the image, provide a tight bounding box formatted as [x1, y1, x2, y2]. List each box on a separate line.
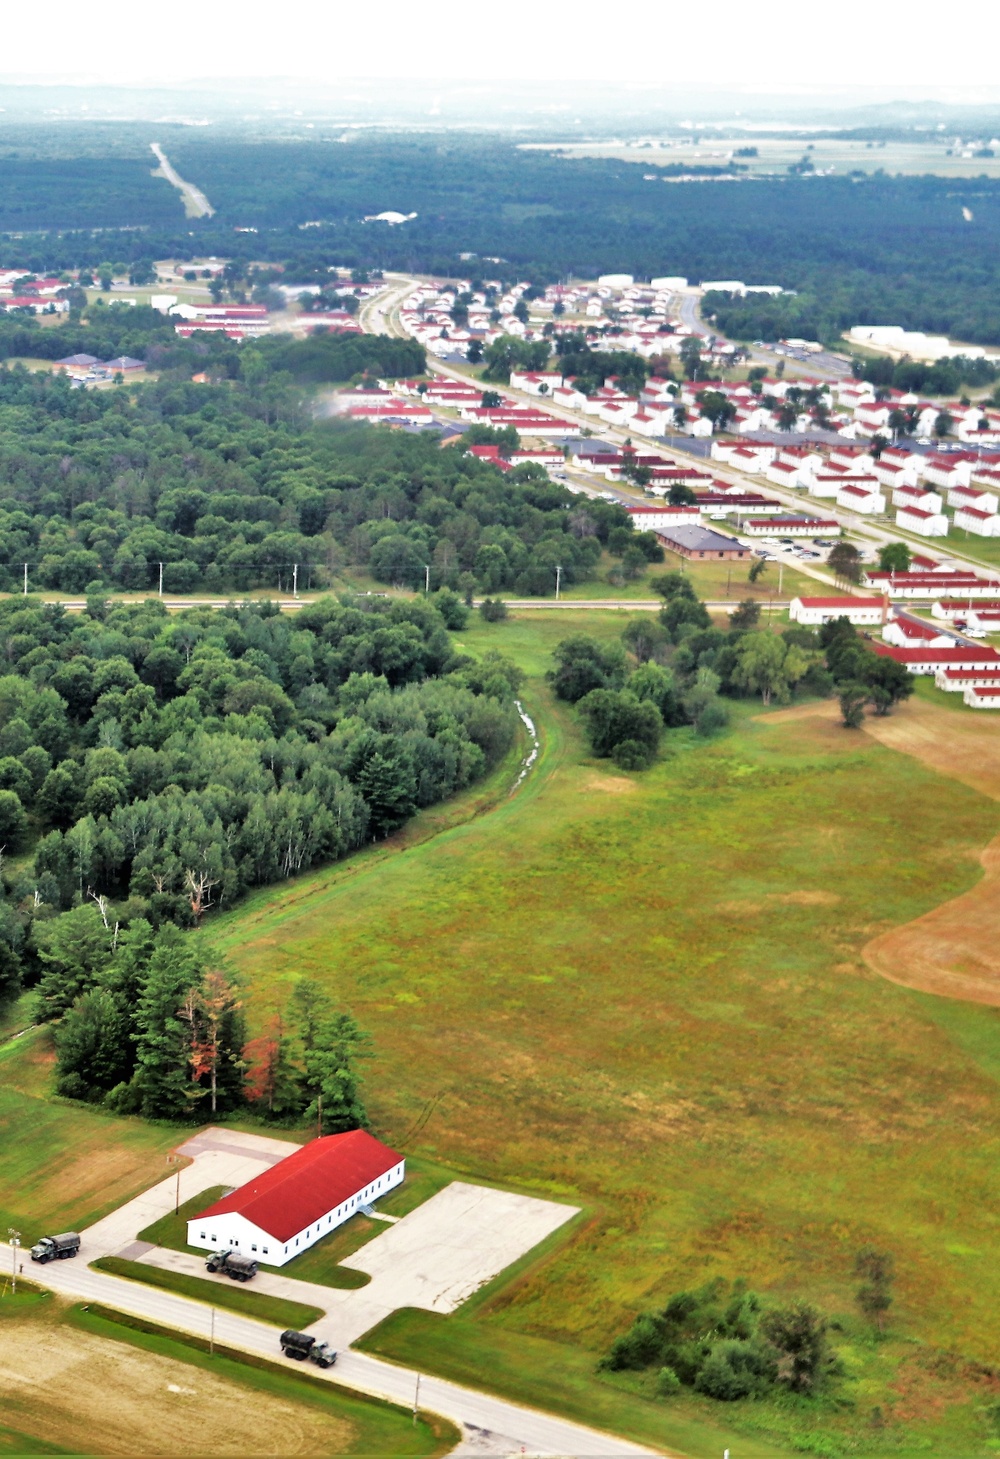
[579, 771, 636, 795]
[858, 696, 1000, 1004]
[862, 694, 1000, 802]
[865, 835, 1000, 1005]
[761, 694, 1000, 1004]
[0, 1319, 353, 1455]
[719, 890, 841, 916]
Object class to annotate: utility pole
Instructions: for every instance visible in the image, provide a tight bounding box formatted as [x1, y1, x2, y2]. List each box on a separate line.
[412, 1373, 421, 1426]
[8, 1229, 20, 1296]
[778, 561, 784, 595]
[210, 1306, 215, 1356]
[555, 564, 562, 600]
[292, 563, 299, 599]
[317, 1091, 322, 1139]
[175, 1164, 181, 1215]
[158, 561, 164, 597]
[22, 564, 27, 596]
[424, 564, 430, 594]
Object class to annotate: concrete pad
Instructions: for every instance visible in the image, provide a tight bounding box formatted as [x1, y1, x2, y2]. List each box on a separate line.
[81, 1127, 302, 1255]
[342, 1181, 579, 1312]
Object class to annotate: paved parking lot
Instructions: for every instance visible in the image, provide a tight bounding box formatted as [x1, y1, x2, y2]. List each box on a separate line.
[343, 1180, 578, 1311]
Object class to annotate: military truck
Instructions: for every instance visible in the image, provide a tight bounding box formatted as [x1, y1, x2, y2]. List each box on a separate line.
[30, 1233, 81, 1263]
[205, 1248, 258, 1281]
[279, 1330, 337, 1368]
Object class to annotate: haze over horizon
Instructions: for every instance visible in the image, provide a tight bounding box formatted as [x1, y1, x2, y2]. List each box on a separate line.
[1, 0, 999, 92]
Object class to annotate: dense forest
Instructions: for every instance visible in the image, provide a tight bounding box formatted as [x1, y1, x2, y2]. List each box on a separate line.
[0, 592, 522, 1009]
[0, 155, 184, 231]
[0, 360, 626, 597]
[1, 133, 999, 344]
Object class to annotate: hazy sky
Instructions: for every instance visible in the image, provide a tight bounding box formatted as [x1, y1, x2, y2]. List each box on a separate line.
[4, 0, 1000, 89]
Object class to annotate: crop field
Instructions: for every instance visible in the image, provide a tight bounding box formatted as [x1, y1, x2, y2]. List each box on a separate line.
[525, 138, 1000, 180]
[187, 608, 1000, 1456]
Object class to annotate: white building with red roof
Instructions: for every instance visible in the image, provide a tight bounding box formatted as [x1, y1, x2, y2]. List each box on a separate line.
[789, 596, 886, 626]
[895, 504, 948, 537]
[187, 1130, 404, 1266]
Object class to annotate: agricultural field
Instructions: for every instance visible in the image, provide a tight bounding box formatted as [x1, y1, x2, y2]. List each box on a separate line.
[524, 137, 1000, 181]
[5, 606, 1000, 1454]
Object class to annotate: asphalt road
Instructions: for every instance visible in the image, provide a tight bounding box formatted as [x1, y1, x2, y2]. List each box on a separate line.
[16, 1245, 659, 1455]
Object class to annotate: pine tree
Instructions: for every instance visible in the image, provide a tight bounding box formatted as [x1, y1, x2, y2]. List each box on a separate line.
[133, 927, 204, 1119]
[304, 1012, 372, 1134]
[34, 904, 115, 1021]
[54, 989, 130, 1099]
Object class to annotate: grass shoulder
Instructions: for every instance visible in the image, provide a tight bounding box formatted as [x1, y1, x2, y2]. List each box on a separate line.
[91, 1255, 324, 1328]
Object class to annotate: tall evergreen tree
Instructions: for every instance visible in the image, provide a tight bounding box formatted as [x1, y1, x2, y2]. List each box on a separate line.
[132, 927, 204, 1119]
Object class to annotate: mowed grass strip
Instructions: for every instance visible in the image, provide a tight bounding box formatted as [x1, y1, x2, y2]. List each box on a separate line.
[206, 610, 1000, 1455]
[91, 1256, 324, 1329]
[0, 1043, 181, 1238]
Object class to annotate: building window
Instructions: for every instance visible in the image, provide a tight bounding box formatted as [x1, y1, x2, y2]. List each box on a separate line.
[251, 1244, 257, 1252]
[210, 1235, 216, 1242]
[263, 1248, 269, 1255]
[295, 1238, 299, 1246]
[200, 1232, 206, 1240]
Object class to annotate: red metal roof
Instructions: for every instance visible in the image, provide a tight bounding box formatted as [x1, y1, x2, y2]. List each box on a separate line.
[194, 1131, 402, 1242]
[796, 597, 885, 609]
[872, 643, 1000, 665]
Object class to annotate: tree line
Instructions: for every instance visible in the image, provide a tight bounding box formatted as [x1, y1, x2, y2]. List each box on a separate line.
[549, 577, 911, 768]
[0, 592, 522, 1007]
[0, 363, 628, 599]
[49, 914, 373, 1128]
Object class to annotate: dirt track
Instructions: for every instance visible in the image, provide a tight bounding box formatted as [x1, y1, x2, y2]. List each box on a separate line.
[0, 1318, 352, 1455]
[767, 696, 1000, 1004]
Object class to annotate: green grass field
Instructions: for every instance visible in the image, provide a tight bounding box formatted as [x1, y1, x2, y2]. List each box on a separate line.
[187, 608, 1000, 1456]
[6, 607, 1000, 1454]
[91, 1256, 324, 1328]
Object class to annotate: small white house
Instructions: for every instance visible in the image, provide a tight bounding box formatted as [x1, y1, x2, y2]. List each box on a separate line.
[892, 485, 942, 513]
[965, 685, 1000, 709]
[955, 506, 1000, 537]
[895, 505, 949, 537]
[836, 482, 886, 514]
[950, 485, 998, 514]
[788, 596, 886, 626]
[882, 617, 953, 648]
[187, 1130, 404, 1268]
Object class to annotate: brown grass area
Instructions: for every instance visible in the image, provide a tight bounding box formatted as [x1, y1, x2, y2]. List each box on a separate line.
[0, 1318, 353, 1455]
[857, 696, 1000, 1004]
[579, 771, 637, 795]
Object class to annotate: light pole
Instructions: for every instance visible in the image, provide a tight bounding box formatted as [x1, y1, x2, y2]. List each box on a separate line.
[555, 564, 562, 601]
[424, 564, 430, 595]
[8, 1228, 20, 1295]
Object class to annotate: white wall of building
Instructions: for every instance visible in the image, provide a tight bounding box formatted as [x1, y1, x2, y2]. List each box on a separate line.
[186, 1159, 405, 1267]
